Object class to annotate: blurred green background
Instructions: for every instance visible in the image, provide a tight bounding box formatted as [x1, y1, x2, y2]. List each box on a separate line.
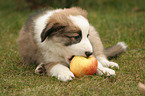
[0, 0, 145, 11]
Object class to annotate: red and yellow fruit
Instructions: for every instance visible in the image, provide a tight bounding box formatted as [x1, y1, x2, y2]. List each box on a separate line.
[70, 55, 98, 77]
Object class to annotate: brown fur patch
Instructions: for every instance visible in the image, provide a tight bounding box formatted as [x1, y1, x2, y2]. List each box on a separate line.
[17, 25, 43, 65]
[48, 7, 87, 27]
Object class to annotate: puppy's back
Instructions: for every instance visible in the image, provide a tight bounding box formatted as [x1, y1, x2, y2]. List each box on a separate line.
[17, 11, 44, 65]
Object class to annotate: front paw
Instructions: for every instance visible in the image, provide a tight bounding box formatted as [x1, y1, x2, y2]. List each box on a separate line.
[35, 63, 46, 75]
[107, 61, 119, 69]
[98, 58, 119, 69]
[50, 64, 75, 82]
[96, 67, 116, 76]
[57, 70, 75, 82]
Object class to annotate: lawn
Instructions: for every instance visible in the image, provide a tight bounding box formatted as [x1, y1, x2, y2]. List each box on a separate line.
[0, 0, 145, 95]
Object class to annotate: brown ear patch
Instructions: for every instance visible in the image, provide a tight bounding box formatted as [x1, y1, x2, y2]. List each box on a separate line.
[41, 22, 65, 42]
[41, 22, 55, 42]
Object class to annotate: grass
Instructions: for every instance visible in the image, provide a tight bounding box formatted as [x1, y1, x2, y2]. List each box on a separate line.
[0, 0, 145, 95]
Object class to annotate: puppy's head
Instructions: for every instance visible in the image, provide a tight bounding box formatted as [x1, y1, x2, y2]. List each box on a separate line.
[41, 7, 93, 64]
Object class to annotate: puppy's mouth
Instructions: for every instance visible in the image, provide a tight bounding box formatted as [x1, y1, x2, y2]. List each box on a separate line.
[68, 55, 75, 62]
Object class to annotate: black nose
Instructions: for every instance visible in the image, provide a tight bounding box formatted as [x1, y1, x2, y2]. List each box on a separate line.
[85, 51, 92, 57]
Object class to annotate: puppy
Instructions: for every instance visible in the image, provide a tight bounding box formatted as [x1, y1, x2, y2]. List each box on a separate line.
[17, 7, 127, 82]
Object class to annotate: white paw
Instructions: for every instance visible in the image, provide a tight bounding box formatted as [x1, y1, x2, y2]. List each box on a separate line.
[96, 69, 103, 76]
[57, 70, 75, 82]
[98, 57, 119, 69]
[50, 64, 75, 82]
[97, 67, 116, 76]
[107, 61, 119, 69]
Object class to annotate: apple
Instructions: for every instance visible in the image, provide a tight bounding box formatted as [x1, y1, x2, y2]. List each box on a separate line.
[70, 55, 98, 77]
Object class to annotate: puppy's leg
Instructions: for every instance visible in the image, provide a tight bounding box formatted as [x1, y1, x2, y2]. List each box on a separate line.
[96, 61, 116, 76]
[89, 25, 119, 69]
[97, 57, 119, 69]
[35, 63, 75, 82]
[35, 63, 46, 75]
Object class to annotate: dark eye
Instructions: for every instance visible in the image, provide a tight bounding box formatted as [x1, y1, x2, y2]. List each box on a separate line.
[73, 31, 82, 40]
[74, 35, 81, 40]
[65, 31, 82, 46]
[87, 34, 90, 38]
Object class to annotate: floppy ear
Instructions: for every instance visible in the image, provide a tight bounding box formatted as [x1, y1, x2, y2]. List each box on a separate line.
[41, 22, 65, 42]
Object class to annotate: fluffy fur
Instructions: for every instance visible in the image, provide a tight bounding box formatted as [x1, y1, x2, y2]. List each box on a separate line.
[17, 7, 127, 82]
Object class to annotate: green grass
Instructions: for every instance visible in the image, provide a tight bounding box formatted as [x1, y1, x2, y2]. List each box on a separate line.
[0, 0, 145, 95]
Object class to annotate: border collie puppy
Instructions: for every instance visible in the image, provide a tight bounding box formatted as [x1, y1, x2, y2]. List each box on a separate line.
[17, 7, 127, 82]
